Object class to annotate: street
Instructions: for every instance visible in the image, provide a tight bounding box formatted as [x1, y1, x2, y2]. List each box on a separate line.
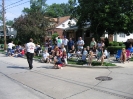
[0, 53, 133, 99]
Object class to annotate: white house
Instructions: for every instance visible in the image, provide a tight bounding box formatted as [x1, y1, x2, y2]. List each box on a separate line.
[105, 33, 133, 42]
[0, 25, 17, 38]
[47, 16, 77, 37]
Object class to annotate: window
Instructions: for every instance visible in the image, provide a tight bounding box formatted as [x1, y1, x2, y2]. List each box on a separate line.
[48, 31, 52, 36]
[119, 33, 125, 38]
[54, 31, 57, 33]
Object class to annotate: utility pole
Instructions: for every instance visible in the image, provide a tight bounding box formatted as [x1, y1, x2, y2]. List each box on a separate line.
[2, 0, 7, 50]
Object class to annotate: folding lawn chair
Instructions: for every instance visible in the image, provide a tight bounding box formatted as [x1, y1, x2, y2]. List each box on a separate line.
[115, 50, 122, 61]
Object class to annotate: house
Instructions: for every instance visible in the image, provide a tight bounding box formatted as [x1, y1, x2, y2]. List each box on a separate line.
[105, 33, 133, 42]
[0, 25, 17, 38]
[65, 23, 133, 43]
[46, 16, 77, 38]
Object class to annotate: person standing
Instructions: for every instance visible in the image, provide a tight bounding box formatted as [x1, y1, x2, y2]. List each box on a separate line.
[90, 38, 97, 50]
[77, 37, 84, 51]
[68, 38, 74, 51]
[56, 36, 62, 48]
[7, 41, 15, 56]
[25, 38, 36, 70]
[62, 36, 68, 52]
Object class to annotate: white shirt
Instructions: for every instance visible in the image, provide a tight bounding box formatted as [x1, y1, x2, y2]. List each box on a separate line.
[76, 51, 81, 55]
[26, 42, 35, 53]
[43, 52, 49, 59]
[83, 50, 88, 55]
[8, 43, 15, 49]
[61, 48, 66, 52]
[62, 39, 68, 45]
[104, 50, 108, 56]
[77, 40, 84, 49]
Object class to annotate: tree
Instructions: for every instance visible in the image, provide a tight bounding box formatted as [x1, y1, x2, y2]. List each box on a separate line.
[45, 0, 76, 18]
[72, 0, 133, 36]
[13, 1, 50, 44]
[6, 20, 14, 26]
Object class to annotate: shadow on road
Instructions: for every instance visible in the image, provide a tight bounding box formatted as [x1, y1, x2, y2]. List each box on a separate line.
[37, 66, 54, 69]
[7, 66, 29, 70]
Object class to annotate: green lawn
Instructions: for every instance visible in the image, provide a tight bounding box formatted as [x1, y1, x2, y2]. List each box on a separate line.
[130, 57, 133, 61]
[68, 59, 116, 66]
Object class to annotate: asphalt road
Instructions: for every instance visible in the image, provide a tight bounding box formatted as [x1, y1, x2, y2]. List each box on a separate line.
[0, 53, 133, 99]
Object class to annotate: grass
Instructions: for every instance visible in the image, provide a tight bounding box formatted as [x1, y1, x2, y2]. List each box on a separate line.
[129, 57, 133, 61]
[68, 59, 116, 66]
[0, 49, 5, 54]
[34, 55, 42, 59]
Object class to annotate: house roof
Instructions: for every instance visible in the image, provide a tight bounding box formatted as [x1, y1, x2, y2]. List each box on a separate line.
[49, 16, 77, 28]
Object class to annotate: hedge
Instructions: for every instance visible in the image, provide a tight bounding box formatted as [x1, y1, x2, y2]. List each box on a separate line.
[107, 46, 125, 54]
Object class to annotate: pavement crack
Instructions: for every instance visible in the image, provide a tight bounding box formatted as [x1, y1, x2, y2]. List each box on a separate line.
[0, 71, 56, 99]
[63, 89, 91, 99]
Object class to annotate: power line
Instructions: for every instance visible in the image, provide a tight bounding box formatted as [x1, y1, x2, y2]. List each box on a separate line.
[5, 0, 24, 8]
[6, 0, 24, 12]
[5, 1, 30, 10]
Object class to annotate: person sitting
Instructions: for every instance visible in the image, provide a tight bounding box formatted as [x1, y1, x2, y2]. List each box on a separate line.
[86, 46, 90, 53]
[97, 40, 105, 49]
[35, 45, 42, 56]
[62, 50, 68, 65]
[61, 44, 66, 52]
[76, 49, 82, 59]
[40, 50, 50, 63]
[81, 47, 88, 61]
[67, 45, 75, 59]
[48, 45, 52, 55]
[120, 48, 126, 63]
[128, 44, 133, 57]
[53, 52, 63, 69]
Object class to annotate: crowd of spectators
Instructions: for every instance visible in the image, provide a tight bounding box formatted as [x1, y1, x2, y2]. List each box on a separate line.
[5, 36, 133, 69]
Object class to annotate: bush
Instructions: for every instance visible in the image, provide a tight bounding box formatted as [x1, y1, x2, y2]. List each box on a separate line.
[107, 46, 125, 54]
[52, 33, 59, 41]
[119, 42, 123, 46]
[113, 41, 119, 46]
[109, 42, 113, 46]
[0, 39, 4, 44]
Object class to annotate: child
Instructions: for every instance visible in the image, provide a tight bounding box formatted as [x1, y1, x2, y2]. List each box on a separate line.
[62, 50, 68, 65]
[76, 49, 82, 59]
[88, 49, 95, 66]
[121, 48, 126, 63]
[82, 48, 88, 61]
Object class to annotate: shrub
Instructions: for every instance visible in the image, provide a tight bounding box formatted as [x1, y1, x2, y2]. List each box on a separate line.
[107, 46, 125, 54]
[109, 42, 113, 46]
[119, 42, 123, 46]
[113, 41, 119, 46]
[52, 33, 59, 41]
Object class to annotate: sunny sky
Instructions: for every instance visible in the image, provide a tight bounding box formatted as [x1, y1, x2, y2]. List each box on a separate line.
[1, 0, 69, 21]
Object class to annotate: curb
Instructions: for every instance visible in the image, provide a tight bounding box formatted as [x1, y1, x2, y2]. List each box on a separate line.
[0, 53, 122, 68]
[66, 64, 122, 68]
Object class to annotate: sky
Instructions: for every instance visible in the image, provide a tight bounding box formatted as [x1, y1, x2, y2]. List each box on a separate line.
[1, 0, 69, 21]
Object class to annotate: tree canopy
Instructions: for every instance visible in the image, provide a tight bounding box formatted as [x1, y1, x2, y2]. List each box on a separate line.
[6, 20, 14, 26]
[73, 0, 133, 36]
[44, 0, 76, 18]
[13, 1, 50, 44]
